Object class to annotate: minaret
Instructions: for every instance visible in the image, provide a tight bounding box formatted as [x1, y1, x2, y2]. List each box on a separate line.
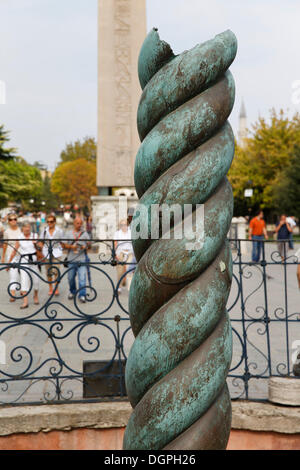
[238, 99, 247, 148]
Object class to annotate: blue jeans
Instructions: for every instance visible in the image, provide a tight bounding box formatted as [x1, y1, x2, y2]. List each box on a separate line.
[252, 235, 264, 262]
[68, 262, 87, 297]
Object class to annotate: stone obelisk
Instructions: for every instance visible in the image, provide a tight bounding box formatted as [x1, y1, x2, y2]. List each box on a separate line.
[92, 0, 146, 239]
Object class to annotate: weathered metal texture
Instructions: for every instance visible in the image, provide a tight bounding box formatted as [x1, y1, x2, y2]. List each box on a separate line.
[123, 28, 237, 450]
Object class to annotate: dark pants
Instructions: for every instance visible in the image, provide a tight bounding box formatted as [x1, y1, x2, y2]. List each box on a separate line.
[277, 240, 287, 260]
[252, 235, 264, 262]
[288, 232, 294, 250]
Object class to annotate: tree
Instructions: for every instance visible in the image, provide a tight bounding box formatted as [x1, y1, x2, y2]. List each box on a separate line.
[273, 145, 300, 221]
[33, 160, 48, 171]
[59, 137, 97, 165]
[0, 159, 43, 209]
[39, 173, 61, 212]
[228, 109, 300, 217]
[51, 158, 97, 210]
[0, 125, 17, 160]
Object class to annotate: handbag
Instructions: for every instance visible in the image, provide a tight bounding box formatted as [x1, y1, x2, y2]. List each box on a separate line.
[63, 254, 70, 268]
[35, 243, 44, 262]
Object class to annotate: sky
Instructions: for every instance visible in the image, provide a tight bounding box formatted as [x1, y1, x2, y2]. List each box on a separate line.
[0, 0, 300, 171]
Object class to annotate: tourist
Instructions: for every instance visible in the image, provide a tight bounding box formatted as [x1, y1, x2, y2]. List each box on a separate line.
[286, 215, 297, 250]
[40, 214, 64, 296]
[62, 217, 90, 303]
[7, 222, 39, 309]
[73, 204, 81, 217]
[1, 213, 22, 302]
[86, 215, 93, 238]
[63, 205, 73, 229]
[35, 212, 41, 235]
[248, 210, 268, 262]
[113, 219, 134, 294]
[275, 214, 292, 262]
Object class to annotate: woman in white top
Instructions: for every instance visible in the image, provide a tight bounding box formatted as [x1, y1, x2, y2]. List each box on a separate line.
[113, 219, 134, 294]
[40, 214, 64, 296]
[1, 213, 22, 302]
[8, 222, 39, 309]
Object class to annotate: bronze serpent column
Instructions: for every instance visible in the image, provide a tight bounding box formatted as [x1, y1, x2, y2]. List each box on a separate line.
[123, 28, 237, 450]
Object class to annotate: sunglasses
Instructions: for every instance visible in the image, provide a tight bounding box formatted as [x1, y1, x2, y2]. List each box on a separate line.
[9, 218, 17, 221]
[47, 220, 55, 223]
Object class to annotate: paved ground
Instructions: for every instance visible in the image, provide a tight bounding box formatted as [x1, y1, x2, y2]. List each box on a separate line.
[0, 241, 299, 404]
[228, 240, 300, 400]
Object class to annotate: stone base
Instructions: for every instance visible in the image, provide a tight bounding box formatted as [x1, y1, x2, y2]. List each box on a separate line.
[0, 401, 300, 450]
[230, 217, 248, 254]
[268, 376, 300, 406]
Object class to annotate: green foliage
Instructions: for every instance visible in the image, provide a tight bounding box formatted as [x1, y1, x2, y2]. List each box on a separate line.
[0, 125, 17, 160]
[33, 160, 48, 171]
[51, 158, 97, 210]
[229, 109, 300, 217]
[273, 145, 300, 220]
[53, 136, 98, 210]
[39, 173, 61, 212]
[59, 136, 97, 165]
[0, 159, 43, 209]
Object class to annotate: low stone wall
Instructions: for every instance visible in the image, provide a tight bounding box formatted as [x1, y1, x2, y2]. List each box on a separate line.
[0, 401, 299, 450]
[228, 401, 300, 450]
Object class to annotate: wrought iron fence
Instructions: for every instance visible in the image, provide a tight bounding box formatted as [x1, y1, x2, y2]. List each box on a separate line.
[0, 237, 299, 406]
[228, 238, 300, 401]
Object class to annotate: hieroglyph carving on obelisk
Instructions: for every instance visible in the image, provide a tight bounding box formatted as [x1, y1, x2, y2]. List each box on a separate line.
[97, 0, 146, 189]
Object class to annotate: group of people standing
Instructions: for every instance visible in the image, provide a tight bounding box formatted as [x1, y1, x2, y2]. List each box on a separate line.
[248, 210, 300, 288]
[249, 211, 297, 262]
[1, 213, 90, 308]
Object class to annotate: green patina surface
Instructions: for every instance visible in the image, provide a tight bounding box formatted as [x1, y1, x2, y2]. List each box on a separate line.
[134, 71, 235, 197]
[124, 26, 237, 450]
[138, 28, 175, 91]
[123, 311, 232, 450]
[126, 242, 233, 407]
[132, 122, 235, 259]
[137, 29, 237, 140]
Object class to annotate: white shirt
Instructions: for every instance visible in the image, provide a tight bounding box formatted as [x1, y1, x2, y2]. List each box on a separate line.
[114, 228, 133, 257]
[41, 226, 64, 259]
[18, 233, 38, 261]
[3, 227, 22, 262]
[64, 212, 72, 222]
[287, 217, 296, 229]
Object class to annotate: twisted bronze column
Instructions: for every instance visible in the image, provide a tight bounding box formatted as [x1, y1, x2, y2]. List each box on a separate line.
[123, 28, 237, 450]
